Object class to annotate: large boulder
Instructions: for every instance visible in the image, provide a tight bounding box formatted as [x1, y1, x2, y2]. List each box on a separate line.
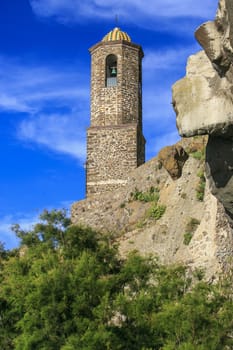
[158, 145, 188, 180]
[173, 0, 233, 138]
[172, 0, 233, 221]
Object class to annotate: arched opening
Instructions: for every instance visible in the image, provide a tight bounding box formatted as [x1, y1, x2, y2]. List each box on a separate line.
[106, 54, 117, 87]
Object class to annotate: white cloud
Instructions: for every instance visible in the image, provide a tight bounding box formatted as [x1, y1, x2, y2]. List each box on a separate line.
[29, 0, 218, 26]
[0, 56, 89, 162]
[18, 113, 86, 162]
[0, 93, 33, 113]
[0, 56, 89, 114]
[0, 43, 197, 163]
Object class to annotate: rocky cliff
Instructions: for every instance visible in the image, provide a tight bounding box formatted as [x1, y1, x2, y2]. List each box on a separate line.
[72, 0, 233, 279]
[72, 136, 232, 279]
[173, 0, 233, 225]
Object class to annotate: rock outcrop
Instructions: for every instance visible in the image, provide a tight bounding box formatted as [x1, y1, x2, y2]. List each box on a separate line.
[173, 0, 233, 138]
[157, 145, 188, 180]
[172, 50, 233, 137]
[72, 137, 233, 279]
[172, 0, 233, 223]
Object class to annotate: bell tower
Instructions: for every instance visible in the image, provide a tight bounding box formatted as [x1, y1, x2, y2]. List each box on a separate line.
[86, 27, 145, 196]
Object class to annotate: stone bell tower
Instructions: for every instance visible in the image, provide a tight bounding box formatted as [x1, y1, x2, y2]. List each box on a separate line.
[86, 27, 145, 196]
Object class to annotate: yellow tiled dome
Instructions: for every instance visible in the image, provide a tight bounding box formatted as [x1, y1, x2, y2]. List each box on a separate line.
[102, 27, 131, 42]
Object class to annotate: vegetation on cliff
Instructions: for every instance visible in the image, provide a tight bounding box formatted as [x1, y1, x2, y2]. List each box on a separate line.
[0, 210, 232, 349]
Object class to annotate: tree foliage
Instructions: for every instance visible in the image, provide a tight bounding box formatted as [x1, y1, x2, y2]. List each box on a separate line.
[0, 210, 232, 349]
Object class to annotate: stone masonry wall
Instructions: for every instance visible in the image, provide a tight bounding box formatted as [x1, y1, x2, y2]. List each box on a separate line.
[86, 39, 145, 196]
[90, 41, 143, 127]
[86, 124, 144, 195]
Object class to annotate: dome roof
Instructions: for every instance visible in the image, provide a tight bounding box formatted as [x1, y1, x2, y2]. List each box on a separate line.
[102, 27, 131, 42]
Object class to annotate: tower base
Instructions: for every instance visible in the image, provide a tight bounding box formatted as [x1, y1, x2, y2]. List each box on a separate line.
[86, 123, 145, 196]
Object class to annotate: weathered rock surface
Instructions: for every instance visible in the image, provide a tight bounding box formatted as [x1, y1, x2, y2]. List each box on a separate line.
[157, 145, 188, 179]
[173, 0, 233, 138]
[172, 0, 233, 228]
[71, 0, 233, 278]
[173, 50, 233, 137]
[72, 138, 233, 279]
[196, 0, 233, 76]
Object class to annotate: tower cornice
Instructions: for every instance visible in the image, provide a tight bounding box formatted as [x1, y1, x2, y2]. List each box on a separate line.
[89, 40, 144, 58]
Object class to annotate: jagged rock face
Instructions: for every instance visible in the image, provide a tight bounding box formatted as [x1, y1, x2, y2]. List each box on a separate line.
[173, 0, 233, 138]
[172, 0, 233, 227]
[71, 0, 233, 277]
[72, 138, 233, 278]
[195, 0, 233, 76]
[172, 50, 233, 137]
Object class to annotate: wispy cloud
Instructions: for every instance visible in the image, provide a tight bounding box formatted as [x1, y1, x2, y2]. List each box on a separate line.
[0, 93, 32, 113]
[0, 40, 199, 162]
[0, 57, 89, 114]
[0, 56, 89, 162]
[18, 113, 86, 162]
[29, 0, 218, 26]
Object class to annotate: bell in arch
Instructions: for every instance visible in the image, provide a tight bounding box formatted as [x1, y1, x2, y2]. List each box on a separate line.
[110, 65, 117, 77]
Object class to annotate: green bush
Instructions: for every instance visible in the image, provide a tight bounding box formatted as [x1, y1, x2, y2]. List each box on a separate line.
[190, 148, 205, 161]
[1, 210, 233, 350]
[148, 204, 166, 220]
[130, 186, 160, 203]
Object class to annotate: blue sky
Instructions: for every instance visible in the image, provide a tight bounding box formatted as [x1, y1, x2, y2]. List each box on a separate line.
[0, 0, 218, 249]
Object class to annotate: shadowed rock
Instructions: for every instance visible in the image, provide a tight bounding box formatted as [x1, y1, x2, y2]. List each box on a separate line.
[206, 136, 233, 220]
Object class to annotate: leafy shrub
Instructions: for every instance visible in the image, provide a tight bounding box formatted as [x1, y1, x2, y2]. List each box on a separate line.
[193, 268, 205, 281]
[1, 210, 233, 350]
[148, 204, 166, 220]
[190, 148, 205, 161]
[130, 186, 160, 203]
